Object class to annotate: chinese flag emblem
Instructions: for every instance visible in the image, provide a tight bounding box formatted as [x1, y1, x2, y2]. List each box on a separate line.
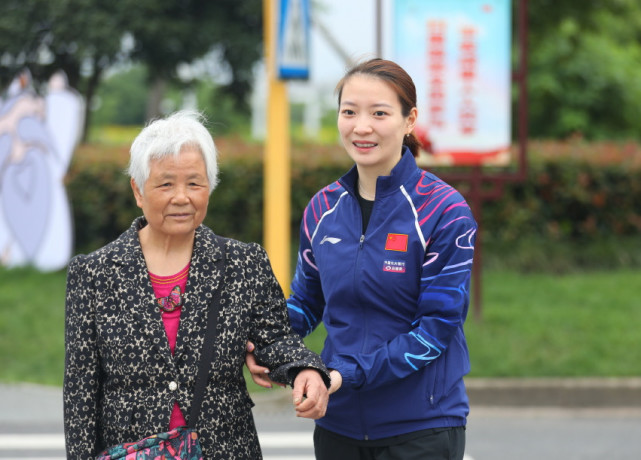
[385, 233, 408, 252]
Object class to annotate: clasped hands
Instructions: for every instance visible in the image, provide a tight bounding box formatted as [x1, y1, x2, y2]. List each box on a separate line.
[245, 341, 342, 420]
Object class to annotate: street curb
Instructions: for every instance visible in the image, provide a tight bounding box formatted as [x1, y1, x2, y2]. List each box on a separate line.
[466, 377, 641, 408]
[3, 377, 641, 422]
[250, 377, 641, 412]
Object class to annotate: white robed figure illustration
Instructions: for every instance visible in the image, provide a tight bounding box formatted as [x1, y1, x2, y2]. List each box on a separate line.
[0, 70, 83, 271]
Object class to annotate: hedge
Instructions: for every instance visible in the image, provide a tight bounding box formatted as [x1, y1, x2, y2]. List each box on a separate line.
[65, 138, 641, 272]
[65, 139, 350, 255]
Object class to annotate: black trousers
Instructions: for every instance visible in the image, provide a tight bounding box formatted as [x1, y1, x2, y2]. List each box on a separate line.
[313, 425, 466, 460]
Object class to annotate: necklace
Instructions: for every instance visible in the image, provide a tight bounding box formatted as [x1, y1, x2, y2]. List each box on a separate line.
[358, 180, 376, 200]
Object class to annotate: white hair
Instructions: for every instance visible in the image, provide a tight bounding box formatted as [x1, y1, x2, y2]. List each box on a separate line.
[127, 110, 219, 195]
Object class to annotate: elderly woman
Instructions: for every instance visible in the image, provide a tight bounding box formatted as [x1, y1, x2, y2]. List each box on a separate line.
[63, 110, 330, 459]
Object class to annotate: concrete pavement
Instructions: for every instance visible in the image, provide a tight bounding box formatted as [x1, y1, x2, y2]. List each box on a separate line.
[3, 379, 641, 460]
[3, 376, 641, 427]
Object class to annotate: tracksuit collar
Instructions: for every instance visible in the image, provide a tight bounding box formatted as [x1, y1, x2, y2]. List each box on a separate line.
[339, 146, 418, 199]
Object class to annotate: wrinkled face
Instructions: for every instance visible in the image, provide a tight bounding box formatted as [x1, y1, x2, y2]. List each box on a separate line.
[131, 147, 210, 239]
[337, 74, 417, 176]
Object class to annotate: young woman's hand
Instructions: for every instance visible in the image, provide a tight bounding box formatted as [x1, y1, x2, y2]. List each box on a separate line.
[328, 369, 342, 395]
[244, 341, 285, 388]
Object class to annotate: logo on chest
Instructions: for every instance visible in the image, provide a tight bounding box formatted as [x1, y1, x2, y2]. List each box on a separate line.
[320, 235, 342, 245]
[383, 259, 406, 273]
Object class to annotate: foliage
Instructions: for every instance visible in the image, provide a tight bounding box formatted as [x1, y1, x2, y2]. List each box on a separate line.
[448, 140, 641, 272]
[3, 266, 641, 387]
[126, 0, 262, 116]
[199, 82, 258, 137]
[87, 124, 143, 146]
[66, 135, 350, 255]
[0, 0, 137, 140]
[478, 149, 641, 246]
[0, 0, 124, 89]
[67, 137, 641, 276]
[4, 1, 641, 140]
[0, 0, 263, 136]
[482, 235, 641, 274]
[90, 69, 254, 129]
[65, 146, 139, 253]
[91, 65, 149, 126]
[525, 0, 641, 139]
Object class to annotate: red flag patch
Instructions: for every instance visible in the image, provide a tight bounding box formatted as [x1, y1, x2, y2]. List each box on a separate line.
[385, 233, 408, 252]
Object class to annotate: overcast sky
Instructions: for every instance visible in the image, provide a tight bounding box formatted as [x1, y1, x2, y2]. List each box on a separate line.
[252, 0, 391, 136]
[307, 0, 380, 84]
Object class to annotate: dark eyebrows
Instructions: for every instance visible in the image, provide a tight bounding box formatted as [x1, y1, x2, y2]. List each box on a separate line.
[339, 100, 394, 110]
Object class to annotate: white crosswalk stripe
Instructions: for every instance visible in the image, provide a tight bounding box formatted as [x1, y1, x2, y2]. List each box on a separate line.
[259, 431, 313, 447]
[0, 435, 65, 449]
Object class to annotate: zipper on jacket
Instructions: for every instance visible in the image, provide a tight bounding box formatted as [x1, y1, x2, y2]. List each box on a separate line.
[354, 192, 372, 439]
[354, 226, 369, 438]
[354, 232, 367, 350]
[358, 390, 369, 440]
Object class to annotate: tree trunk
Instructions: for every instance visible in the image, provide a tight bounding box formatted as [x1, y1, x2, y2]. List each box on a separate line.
[145, 77, 167, 121]
[81, 65, 104, 143]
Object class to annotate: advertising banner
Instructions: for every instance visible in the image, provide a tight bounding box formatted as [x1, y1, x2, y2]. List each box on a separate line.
[394, 0, 511, 166]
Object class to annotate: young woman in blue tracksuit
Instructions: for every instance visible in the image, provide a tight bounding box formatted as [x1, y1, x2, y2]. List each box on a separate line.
[249, 58, 477, 459]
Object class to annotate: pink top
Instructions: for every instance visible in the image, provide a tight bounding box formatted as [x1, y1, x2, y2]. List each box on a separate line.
[149, 264, 189, 429]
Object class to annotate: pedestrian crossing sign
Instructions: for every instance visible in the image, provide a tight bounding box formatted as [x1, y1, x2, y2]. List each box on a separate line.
[277, 0, 310, 80]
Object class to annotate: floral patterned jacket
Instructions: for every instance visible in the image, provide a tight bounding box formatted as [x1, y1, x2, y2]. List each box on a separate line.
[63, 217, 329, 459]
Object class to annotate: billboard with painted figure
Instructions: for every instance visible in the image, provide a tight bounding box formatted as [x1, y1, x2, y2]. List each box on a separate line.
[0, 70, 83, 271]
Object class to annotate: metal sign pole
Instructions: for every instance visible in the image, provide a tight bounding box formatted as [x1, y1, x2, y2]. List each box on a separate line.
[263, 0, 292, 293]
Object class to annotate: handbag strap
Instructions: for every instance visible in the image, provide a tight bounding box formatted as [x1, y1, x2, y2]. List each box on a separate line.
[188, 237, 226, 428]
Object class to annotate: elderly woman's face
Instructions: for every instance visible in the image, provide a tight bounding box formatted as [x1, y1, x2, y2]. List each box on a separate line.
[132, 147, 210, 238]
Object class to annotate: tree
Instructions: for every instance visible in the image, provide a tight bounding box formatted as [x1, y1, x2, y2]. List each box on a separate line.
[127, 0, 262, 119]
[91, 64, 149, 126]
[0, 0, 127, 141]
[525, 0, 641, 139]
[0, 0, 263, 138]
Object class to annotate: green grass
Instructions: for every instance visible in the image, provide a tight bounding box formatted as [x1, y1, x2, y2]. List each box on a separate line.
[0, 266, 68, 386]
[466, 269, 641, 377]
[2, 266, 640, 388]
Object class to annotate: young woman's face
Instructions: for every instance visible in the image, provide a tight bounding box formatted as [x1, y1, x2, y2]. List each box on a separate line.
[131, 147, 210, 239]
[337, 74, 417, 176]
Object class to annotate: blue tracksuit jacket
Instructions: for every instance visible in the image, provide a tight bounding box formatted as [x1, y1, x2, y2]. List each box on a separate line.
[287, 149, 477, 440]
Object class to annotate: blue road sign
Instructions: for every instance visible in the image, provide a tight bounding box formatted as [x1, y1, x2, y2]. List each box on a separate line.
[277, 0, 311, 80]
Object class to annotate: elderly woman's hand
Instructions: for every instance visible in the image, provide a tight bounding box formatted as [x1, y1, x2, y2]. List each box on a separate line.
[292, 369, 329, 420]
